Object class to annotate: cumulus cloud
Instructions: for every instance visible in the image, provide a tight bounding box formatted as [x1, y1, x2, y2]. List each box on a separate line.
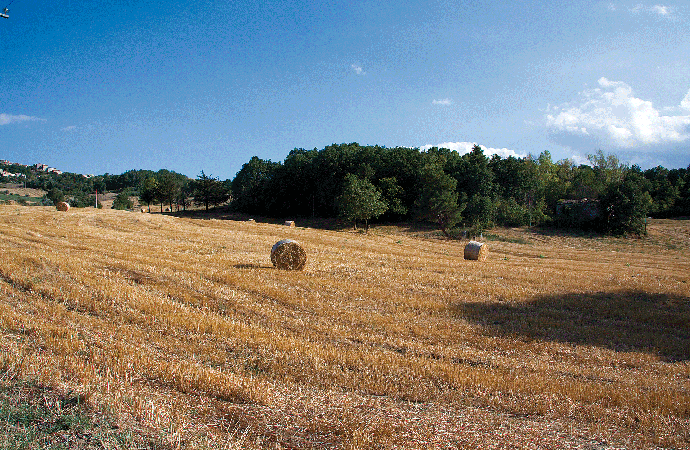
[432, 98, 453, 106]
[420, 141, 526, 159]
[0, 113, 44, 126]
[351, 64, 366, 76]
[544, 78, 690, 149]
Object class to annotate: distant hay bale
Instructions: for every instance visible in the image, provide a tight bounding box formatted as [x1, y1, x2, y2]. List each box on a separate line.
[464, 240, 488, 261]
[56, 202, 70, 212]
[271, 239, 307, 270]
[284, 220, 295, 227]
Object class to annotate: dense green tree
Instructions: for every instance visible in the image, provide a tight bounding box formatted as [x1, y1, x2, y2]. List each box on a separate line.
[337, 174, 388, 231]
[154, 170, 182, 212]
[46, 188, 65, 205]
[600, 169, 652, 235]
[673, 165, 690, 216]
[192, 171, 230, 211]
[138, 177, 158, 212]
[465, 194, 494, 229]
[271, 148, 319, 217]
[231, 156, 279, 215]
[112, 190, 134, 210]
[588, 150, 626, 185]
[414, 163, 464, 237]
[452, 145, 495, 199]
[571, 165, 604, 200]
[645, 166, 680, 217]
[378, 177, 407, 218]
[177, 180, 193, 212]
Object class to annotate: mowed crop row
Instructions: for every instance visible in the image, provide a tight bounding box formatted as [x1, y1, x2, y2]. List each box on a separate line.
[0, 206, 688, 449]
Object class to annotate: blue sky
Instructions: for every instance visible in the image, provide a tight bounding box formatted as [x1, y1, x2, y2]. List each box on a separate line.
[2, 0, 689, 180]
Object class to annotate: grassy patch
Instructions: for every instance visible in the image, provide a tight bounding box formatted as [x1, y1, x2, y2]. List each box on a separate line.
[0, 192, 43, 206]
[0, 376, 166, 449]
[482, 233, 531, 245]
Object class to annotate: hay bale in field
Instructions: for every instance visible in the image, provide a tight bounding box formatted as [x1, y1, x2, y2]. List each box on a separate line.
[271, 239, 307, 270]
[464, 240, 488, 261]
[56, 202, 70, 212]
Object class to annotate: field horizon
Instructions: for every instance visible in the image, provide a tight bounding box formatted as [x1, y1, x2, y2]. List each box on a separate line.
[1, 206, 688, 449]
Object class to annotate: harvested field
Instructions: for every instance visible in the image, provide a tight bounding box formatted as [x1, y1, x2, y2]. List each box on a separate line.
[0, 206, 688, 449]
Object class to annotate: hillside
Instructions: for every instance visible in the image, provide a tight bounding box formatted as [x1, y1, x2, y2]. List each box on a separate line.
[0, 206, 688, 449]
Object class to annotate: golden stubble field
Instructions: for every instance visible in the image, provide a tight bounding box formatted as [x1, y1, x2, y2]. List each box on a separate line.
[0, 205, 688, 449]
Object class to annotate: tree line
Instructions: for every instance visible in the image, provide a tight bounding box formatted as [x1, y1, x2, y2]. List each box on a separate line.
[3, 144, 690, 235]
[230, 143, 690, 235]
[0, 165, 229, 212]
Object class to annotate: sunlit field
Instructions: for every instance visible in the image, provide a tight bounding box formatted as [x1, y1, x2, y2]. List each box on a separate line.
[1, 205, 688, 449]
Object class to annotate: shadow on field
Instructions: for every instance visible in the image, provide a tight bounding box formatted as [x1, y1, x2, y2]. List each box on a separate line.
[455, 290, 690, 362]
[233, 263, 273, 270]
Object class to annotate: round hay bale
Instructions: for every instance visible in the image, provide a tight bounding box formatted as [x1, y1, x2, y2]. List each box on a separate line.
[464, 240, 488, 261]
[56, 201, 70, 212]
[271, 239, 307, 270]
[284, 220, 295, 227]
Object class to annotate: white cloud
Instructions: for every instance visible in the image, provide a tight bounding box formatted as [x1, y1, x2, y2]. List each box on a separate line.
[651, 4, 671, 15]
[351, 64, 366, 76]
[61, 125, 77, 132]
[0, 113, 44, 126]
[545, 78, 690, 149]
[420, 141, 526, 159]
[681, 91, 690, 110]
[432, 98, 453, 106]
[627, 3, 673, 17]
[570, 154, 591, 166]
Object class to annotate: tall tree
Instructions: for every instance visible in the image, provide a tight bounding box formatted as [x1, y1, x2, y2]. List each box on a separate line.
[378, 177, 407, 218]
[337, 174, 388, 232]
[231, 156, 279, 214]
[138, 177, 158, 212]
[192, 171, 230, 211]
[588, 150, 626, 186]
[415, 163, 464, 237]
[155, 170, 182, 212]
[644, 166, 679, 218]
[600, 168, 652, 235]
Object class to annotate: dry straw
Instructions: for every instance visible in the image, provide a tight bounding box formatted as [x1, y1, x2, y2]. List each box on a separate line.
[464, 240, 488, 261]
[56, 202, 70, 212]
[271, 239, 307, 270]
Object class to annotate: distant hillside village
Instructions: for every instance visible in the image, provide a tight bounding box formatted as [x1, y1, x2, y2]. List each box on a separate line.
[0, 160, 94, 178]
